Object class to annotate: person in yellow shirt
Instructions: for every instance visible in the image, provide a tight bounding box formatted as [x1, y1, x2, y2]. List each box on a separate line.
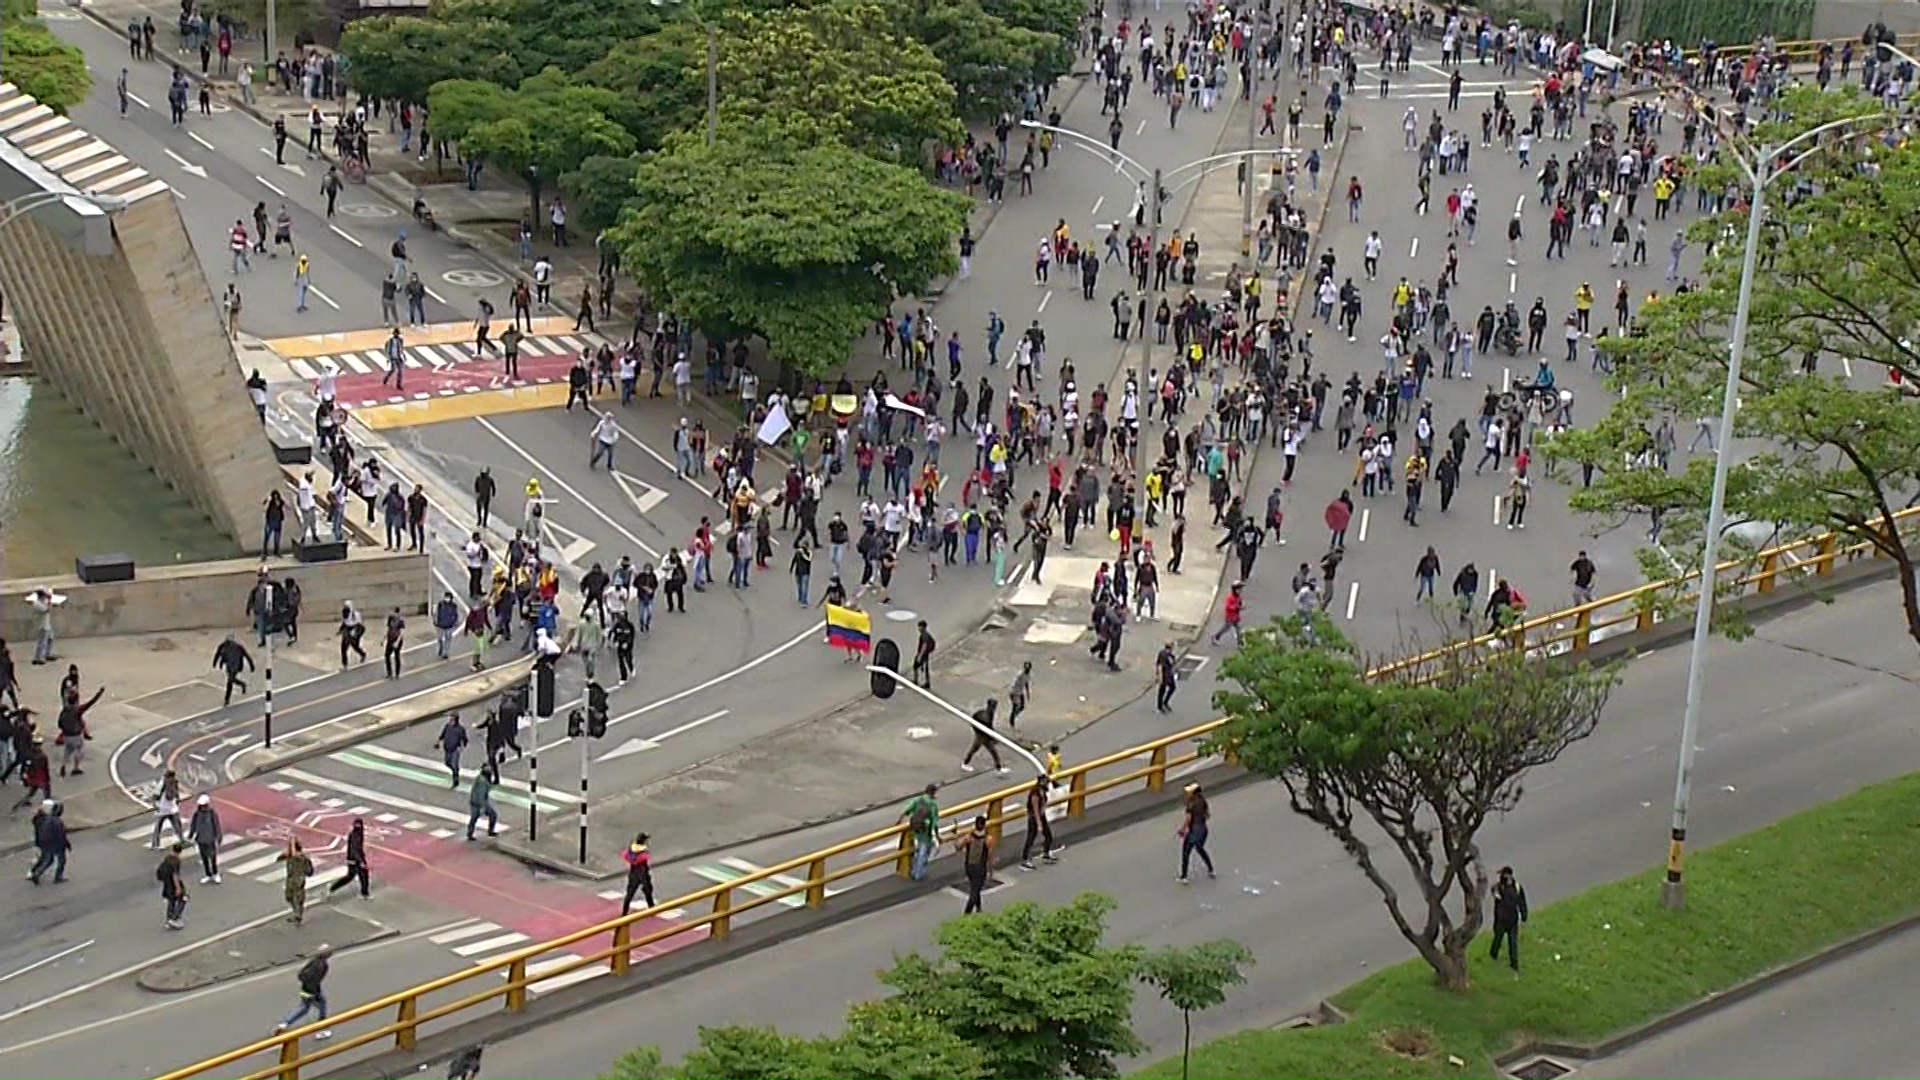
[1574, 282, 1595, 334]
[1144, 470, 1164, 526]
[1392, 277, 1412, 309]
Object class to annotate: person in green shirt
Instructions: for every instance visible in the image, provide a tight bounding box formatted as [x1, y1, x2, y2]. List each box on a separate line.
[467, 762, 499, 841]
[899, 783, 939, 880]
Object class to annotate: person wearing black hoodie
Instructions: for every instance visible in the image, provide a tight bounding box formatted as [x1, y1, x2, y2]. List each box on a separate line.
[28, 799, 69, 884]
[190, 793, 224, 883]
[620, 832, 654, 915]
[56, 685, 103, 777]
[327, 818, 371, 898]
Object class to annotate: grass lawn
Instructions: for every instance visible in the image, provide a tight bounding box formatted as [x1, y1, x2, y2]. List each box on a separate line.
[1139, 772, 1920, 1078]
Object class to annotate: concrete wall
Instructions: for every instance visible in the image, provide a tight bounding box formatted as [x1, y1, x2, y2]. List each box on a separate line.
[0, 82, 284, 548]
[0, 549, 431, 642]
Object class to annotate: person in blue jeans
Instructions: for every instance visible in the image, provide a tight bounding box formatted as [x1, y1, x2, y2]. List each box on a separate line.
[899, 784, 939, 880]
[276, 945, 333, 1039]
[1177, 783, 1215, 883]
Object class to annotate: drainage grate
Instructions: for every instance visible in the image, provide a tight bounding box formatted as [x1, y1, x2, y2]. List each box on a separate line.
[1176, 654, 1210, 677]
[1510, 1057, 1573, 1080]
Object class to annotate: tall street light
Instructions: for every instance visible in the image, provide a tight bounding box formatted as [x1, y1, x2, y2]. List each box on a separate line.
[651, 0, 720, 146]
[1659, 105, 1886, 911]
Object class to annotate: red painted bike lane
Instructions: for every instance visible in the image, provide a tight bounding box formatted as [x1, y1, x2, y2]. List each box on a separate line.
[330, 351, 579, 409]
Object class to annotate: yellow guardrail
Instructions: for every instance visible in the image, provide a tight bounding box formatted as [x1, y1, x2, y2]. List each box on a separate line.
[163, 505, 1920, 1080]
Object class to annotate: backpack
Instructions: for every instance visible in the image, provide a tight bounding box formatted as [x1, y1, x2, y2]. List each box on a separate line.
[908, 800, 934, 835]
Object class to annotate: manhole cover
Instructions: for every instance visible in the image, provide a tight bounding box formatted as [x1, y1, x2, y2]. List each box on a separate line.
[1175, 654, 1209, 677]
[1510, 1057, 1573, 1080]
[339, 203, 398, 218]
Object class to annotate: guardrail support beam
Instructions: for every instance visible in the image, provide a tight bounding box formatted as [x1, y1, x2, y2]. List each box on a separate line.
[505, 958, 528, 1012]
[394, 997, 418, 1051]
[1146, 745, 1169, 791]
[805, 857, 828, 908]
[711, 887, 733, 940]
[276, 1038, 301, 1080]
[611, 922, 633, 974]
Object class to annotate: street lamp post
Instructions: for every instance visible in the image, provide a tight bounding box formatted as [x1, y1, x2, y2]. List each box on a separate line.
[1660, 108, 1885, 911]
[651, 0, 720, 145]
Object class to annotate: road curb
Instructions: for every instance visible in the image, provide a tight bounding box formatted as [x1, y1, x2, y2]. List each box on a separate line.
[228, 657, 533, 779]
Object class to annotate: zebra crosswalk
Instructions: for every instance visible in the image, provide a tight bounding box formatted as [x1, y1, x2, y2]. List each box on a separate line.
[114, 823, 355, 886]
[285, 332, 601, 381]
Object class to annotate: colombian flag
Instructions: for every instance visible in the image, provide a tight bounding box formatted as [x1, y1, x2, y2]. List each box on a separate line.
[825, 604, 872, 653]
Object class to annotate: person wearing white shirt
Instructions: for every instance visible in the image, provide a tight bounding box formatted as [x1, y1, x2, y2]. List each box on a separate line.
[881, 498, 906, 546]
[295, 471, 320, 544]
[462, 533, 489, 598]
[590, 412, 620, 472]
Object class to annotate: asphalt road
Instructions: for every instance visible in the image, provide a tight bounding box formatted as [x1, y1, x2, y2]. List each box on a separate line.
[49, 13, 516, 339]
[8, 575, 1916, 1078]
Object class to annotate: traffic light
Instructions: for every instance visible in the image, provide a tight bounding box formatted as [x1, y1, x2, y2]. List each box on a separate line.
[535, 665, 556, 718]
[870, 638, 900, 699]
[567, 708, 585, 738]
[586, 681, 609, 737]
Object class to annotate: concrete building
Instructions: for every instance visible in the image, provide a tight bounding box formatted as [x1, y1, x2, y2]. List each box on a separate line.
[0, 80, 281, 550]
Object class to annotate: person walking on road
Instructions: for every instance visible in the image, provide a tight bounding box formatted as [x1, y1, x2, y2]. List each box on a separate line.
[467, 762, 500, 840]
[436, 713, 468, 787]
[275, 944, 333, 1039]
[1155, 642, 1179, 713]
[620, 832, 654, 915]
[28, 800, 69, 885]
[212, 634, 254, 706]
[157, 842, 189, 929]
[279, 839, 314, 925]
[1489, 865, 1529, 971]
[960, 698, 1007, 774]
[327, 818, 371, 898]
[149, 769, 187, 848]
[1177, 783, 1215, 883]
[1019, 776, 1057, 870]
[911, 620, 935, 688]
[899, 783, 939, 881]
[956, 815, 994, 914]
[190, 793, 223, 884]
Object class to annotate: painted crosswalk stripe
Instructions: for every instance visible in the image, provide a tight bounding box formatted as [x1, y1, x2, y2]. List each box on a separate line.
[690, 859, 807, 909]
[224, 850, 288, 877]
[429, 920, 507, 945]
[721, 856, 842, 898]
[321, 798, 345, 809]
[216, 840, 273, 863]
[118, 823, 155, 841]
[333, 744, 579, 812]
[374, 812, 400, 823]
[277, 766, 472, 825]
[557, 335, 590, 352]
[453, 932, 529, 957]
[521, 953, 606, 994]
[430, 827, 456, 839]
[517, 336, 553, 357]
[256, 856, 339, 886]
[403, 819, 428, 831]
[288, 358, 320, 381]
[362, 349, 390, 371]
[595, 890, 684, 919]
[266, 781, 292, 792]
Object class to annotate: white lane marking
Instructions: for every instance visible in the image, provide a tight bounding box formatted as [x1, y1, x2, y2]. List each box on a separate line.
[255, 174, 286, 196]
[288, 358, 320, 380]
[374, 812, 400, 823]
[276, 766, 472, 824]
[1493, 494, 1503, 524]
[522, 955, 607, 993]
[720, 855, 842, 897]
[1409, 236, 1419, 259]
[1487, 567, 1498, 597]
[1514, 194, 1526, 214]
[0, 941, 95, 985]
[307, 285, 341, 310]
[1508, 271, 1517, 295]
[345, 743, 579, 805]
[329, 223, 363, 247]
[1344, 582, 1360, 620]
[1090, 194, 1105, 217]
[1037, 291, 1052, 313]
[1842, 357, 1853, 379]
[1135, 117, 1147, 135]
[452, 932, 529, 957]
[188, 131, 215, 151]
[651, 709, 730, 742]
[1357, 507, 1370, 543]
[475, 416, 662, 560]
[429, 921, 504, 945]
[215, 840, 272, 862]
[1502, 367, 1512, 393]
[126, 91, 149, 109]
[222, 849, 291, 877]
[535, 622, 821, 753]
[424, 286, 449, 305]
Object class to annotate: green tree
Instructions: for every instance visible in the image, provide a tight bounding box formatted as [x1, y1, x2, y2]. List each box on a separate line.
[560, 154, 644, 235]
[338, 16, 523, 106]
[611, 119, 966, 376]
[676, 1026, 823, 1080]
[882, 892, 1144, 1078]
[717, 1, 962, 164]
[197, 0, 325, 47]
[1210, 617, 1615, 991]
[577, 26, 710, 149]
[1572, 86, 1920, 652]
[1137, 941, 1254, 1080]
[437, 0, 667, 74]
[0, 0, 89, 114]
[428, 71, 636, 221]
[601, 1046, 666, 1080]
[898, 0, 1056, 119]
[831, 1001, 985, 1080]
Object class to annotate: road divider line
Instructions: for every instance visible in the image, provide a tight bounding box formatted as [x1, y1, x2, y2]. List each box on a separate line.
[1344, 581, 1359, 620]
[1409, 237, 1419, 259]
[307, 285, 340, 310]
[1357, 507, 1370, 543]
[424, 286, 449, 305]
[1502, 366, 1512, 393]
[1493, 494, 1503, 524]
[188, 131, 215, 151]
[255, 174, 285, 196]
[329, 223, 363, 247]
[0, 940, 94, 985]
[475, 415, 663, 560]
[1037, 291, 1051, 313]
[126, 91, 149, 109]
[1487, 567, 1498, 596]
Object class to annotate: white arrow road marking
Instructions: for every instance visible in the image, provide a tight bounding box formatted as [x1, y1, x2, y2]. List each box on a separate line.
[611, 470, 669, 515]
[139, 738, 168, 770]
[541, 517, 597, 564]
[209, 733, 252, 752]
[595, 737, 660, 762]
[162, 148, 207, 178]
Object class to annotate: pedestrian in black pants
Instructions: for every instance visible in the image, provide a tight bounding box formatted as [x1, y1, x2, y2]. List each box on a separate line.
[956, 816, 993, 914]
[612, 613, 636, 682]
[1489, 865, 1528, 970]
[620, 832, 654, 915]
[960, 699, 1005, 774]
[327, 819, 371, 898]
[1018, 778, 1056, 869]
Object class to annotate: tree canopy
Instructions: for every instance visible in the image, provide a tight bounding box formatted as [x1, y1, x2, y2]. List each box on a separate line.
[1210, 616, 1615, 990]
[610, 119, 966, 375]
[716, 1, 962, 164]
[428, 70, 636, 217]
[1562, 86, 1920, 652]
[1, 0, 89, 114]
[336, 16, 524, 107]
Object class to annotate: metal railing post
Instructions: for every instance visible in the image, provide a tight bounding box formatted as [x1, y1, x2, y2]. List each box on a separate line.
[1067, 771, 1089, 817]
[611, 921, 633, 974]
[805, 856, 828, 908]
[505, 958, 528, 1012]
[711, 886, 733, 940]
[394, 998, 418, 1051]
[1146, 744, 1168, 791]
